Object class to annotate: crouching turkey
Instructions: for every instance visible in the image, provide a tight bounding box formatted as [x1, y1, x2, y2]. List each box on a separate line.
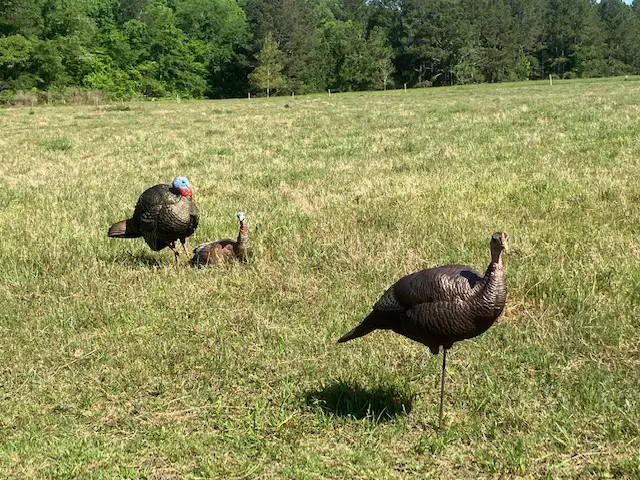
[190, 211, 251, 266]
[108, 176, 200, 262]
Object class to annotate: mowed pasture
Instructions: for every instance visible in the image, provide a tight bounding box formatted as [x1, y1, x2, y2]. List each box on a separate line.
[0, 78, 639, 479]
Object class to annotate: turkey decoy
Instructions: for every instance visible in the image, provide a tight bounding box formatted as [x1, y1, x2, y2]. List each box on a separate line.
[190, 211, 251, 266]
[338, 232, 510, 431]
[108, 176, 200, 262]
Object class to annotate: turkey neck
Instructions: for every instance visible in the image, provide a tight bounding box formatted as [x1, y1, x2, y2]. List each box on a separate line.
[166, 187, 187, 204]
[235, 221, 250, 255]
[476, 248, 507, 319]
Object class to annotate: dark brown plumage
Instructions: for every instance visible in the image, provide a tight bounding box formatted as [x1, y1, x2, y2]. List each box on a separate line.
[108, 177, 199, 262]
[338, 232, 510, 430]
[190, 211, 251, 266]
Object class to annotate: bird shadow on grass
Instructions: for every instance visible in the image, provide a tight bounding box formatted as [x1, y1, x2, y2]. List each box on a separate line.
[101, 251, 165, 268]
[305, 381, 413, 423]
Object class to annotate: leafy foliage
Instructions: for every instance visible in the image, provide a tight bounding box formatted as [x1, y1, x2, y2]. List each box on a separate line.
[0, 0, 639, 99]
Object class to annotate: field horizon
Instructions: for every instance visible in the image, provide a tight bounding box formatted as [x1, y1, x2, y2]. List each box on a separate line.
[0, 77, 638, 478]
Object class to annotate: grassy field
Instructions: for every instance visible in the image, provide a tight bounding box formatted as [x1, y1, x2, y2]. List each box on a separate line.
[0, 77, 639, 479]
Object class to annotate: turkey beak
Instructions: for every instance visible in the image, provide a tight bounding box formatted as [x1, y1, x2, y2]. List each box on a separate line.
[501, 233, 509, 252]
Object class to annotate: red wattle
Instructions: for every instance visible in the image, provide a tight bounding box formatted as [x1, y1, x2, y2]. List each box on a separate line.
[178, 187, 192, 197]
[240, 227, 248, 233]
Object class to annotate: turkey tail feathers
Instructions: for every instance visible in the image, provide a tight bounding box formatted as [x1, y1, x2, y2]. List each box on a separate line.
[108, 218, 140, 238]
[337, 322, 377, 343]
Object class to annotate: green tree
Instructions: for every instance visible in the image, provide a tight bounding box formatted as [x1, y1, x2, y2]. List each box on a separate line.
[0, 35, 32, 89]
[173, 0, 251, 97]
[466, 0, 518, 83]
[399, 0, 475, 86]
[599, 0, 637, 74]
[367, 26, 395, 90]
[0, 0, 46, 36]
[1, 0, 637, 101]
[320, 20, 395, 91]
[543, 0, 606, 78]
[506, 0, 548, 79]
[249, 32, 286, 96]
[137, 0, 207, 97]
[243, 0, 334, 94]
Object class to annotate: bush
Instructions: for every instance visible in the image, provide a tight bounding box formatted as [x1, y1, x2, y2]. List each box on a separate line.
[62, 87, 107, 105]
[34, 87, 108, 106]
[0, 90, 16, 105]
[83, 68, 138, 100]
[13, 91, 38, 106]
[36, 90, 58, 105]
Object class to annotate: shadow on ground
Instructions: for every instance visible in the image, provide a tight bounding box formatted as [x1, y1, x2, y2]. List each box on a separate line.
[101, 251, 165, 267]
[305, 381, 413, 422]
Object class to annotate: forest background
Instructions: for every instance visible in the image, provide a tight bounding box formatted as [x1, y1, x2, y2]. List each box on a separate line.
[1, 0, 639, 101]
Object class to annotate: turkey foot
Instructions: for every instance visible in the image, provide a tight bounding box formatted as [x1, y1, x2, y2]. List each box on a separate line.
[169, 243, 180, 263]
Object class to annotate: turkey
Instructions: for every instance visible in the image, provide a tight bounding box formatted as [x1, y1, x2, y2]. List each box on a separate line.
[338, 232, 510, 430]
[190, 211, 251, 266]
[108, 176, 200, 262]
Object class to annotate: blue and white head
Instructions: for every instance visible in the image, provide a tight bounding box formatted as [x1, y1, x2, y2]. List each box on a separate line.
[172, 176, 192, 197]
[237, 211, 247, 232]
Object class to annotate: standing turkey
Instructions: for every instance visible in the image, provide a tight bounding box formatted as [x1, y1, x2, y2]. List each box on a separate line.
[190, 211, 251, 266]
[338, 232, 510, 430]
[108, 176, 200, 262]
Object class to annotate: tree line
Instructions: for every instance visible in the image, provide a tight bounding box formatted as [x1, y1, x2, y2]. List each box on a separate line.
[1, 0, 639, 101]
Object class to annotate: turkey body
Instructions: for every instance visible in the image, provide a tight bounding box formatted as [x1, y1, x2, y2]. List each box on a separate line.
[337, 232, 509, 430]
[190, 238, 236, 265]
[342, 263, 506, 354]
[108, 183, 200, 253]
[190, 212, 250, 266]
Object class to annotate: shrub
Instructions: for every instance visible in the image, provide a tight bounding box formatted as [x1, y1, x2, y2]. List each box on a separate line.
[62, 87, 107, 105]
[0, 90, 16, 105]
[84, 68, 138, 100]
[13, 91, 38, 106]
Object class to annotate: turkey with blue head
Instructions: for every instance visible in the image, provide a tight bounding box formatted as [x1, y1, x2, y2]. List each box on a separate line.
[108, 176, 200, 262]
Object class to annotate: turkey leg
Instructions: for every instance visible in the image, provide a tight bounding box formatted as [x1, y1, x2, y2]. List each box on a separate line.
[180, 238, 190, 258]
[439, 348, 447, 432]
[169, 242, 180, 263]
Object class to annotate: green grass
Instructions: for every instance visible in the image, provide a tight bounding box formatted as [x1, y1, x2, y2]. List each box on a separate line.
[39, 136, 73, 151]
[1, 77, 639, 479]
